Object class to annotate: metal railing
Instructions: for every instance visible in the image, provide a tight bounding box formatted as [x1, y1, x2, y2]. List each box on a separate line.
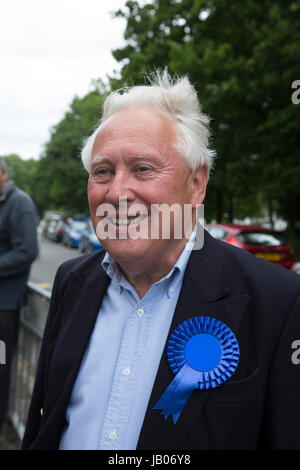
[8, 282, 51, 441]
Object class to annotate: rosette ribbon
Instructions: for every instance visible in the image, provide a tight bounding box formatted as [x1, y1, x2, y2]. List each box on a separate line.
[153, 316, 240, 424]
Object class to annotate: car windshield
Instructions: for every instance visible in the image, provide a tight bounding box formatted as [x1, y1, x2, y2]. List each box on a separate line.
[72, 221, 87, 231]
[206, 226, 228, 240]
[237, 231, 286, 247]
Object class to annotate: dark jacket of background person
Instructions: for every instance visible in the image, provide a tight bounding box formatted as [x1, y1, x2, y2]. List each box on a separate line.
[22, 230, 300, 450]
[0, 177, 38, 435]
[0, 181, 38, 309]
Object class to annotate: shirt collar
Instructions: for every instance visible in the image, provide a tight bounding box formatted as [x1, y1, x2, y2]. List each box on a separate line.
[101, 223, 197, 288]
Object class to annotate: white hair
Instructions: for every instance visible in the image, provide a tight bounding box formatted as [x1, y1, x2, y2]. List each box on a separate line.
[81, 70, 215, 173]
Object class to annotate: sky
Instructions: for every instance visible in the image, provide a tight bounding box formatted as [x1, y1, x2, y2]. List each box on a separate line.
[0, 0, 128, 160]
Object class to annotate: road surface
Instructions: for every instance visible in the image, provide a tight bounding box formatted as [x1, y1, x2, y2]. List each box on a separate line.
[30, 239, 82, 291]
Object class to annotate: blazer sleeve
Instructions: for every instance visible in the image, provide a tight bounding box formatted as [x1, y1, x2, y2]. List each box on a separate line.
[21, 264, 64, 449]
[260, 288, 300, 449]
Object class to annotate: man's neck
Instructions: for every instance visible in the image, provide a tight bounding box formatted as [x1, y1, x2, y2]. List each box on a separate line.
[118, 237, 189, 299]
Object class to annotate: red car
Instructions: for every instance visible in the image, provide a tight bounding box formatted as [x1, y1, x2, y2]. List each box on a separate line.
[206, 223, 295, 269]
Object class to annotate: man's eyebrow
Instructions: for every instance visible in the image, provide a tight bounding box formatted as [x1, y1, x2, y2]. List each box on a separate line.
[127, 154, 162, 163]
[90, 156, 111, 170]
[90, 154, 162, 169]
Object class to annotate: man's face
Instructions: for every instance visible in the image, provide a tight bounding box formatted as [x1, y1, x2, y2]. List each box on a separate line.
[87, 106, 208, 273]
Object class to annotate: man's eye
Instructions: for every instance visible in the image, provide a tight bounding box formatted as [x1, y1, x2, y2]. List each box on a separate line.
[136, 166, 150, 172]
[95, 168, 110, 175]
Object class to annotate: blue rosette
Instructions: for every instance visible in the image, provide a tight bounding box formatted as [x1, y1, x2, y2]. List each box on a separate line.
[153, 316, 240, 423]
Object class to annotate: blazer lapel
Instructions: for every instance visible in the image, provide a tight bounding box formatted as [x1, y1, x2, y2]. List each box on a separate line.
[45, 255, 111, 429]
[137, 231, 249, 449]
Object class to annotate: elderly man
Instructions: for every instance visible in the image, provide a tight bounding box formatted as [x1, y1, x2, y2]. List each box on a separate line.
[0, 156, 37, 434]
[22, 72, 300, 450]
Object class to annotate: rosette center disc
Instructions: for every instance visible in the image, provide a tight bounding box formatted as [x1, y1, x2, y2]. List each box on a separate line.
[184, 333, 222, 371]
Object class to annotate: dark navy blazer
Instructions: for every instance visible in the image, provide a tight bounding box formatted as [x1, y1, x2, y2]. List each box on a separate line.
[22, 230, 300, 449]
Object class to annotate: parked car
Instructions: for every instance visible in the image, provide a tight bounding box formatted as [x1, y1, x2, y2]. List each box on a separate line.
[206, 223, 295, 269]
[79, 220, 102, 253]
[46, 220, 59, 241]
[44, 213, 62, 238]
[46, 219, 69, 243]
[63, 220, 88, 248]
[292, 262, 300, 274]
[37, 219, 46, 242]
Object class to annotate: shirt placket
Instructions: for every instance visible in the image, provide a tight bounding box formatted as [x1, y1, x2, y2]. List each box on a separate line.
[99, 296, 154, 449]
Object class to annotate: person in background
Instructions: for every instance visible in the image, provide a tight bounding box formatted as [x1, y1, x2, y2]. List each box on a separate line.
[0, 156, 38, 434]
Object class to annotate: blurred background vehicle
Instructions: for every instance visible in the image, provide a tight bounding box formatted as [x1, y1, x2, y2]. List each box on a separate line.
[292, 262, 300, 275]
[79, 219, 102, 253]
[43, 214, 61, 239]
[46, 219, 69, 243]
[37, 219, 46, 242]
[63, 219, 88, 248]
[45, 220, 58, 241]
[206, 223, 295, 270]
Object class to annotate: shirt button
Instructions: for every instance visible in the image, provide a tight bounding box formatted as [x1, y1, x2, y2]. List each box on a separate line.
[122, 368, 131, 376]
[109, 431, 117, 441]
[136, 308, 144, 317]
[168, 287, 174, 297]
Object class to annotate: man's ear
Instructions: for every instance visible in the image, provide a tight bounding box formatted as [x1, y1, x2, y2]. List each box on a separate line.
[190, 164, 209, 207]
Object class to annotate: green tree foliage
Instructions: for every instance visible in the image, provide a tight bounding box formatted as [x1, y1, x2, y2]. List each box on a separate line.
[111, 0, 300, 225]
[3, 154, 31, 189]
[2, 153, 39, 203]
[36, 81, 108, 214]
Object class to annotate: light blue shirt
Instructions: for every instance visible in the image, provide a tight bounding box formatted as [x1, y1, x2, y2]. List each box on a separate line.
[59, 231, 196, 450]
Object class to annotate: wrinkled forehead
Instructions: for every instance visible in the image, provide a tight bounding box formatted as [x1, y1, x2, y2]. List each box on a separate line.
[92, 106, 178, 154]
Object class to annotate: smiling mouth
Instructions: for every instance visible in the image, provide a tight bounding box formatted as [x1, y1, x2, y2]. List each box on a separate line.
[107, 213, 149, 226]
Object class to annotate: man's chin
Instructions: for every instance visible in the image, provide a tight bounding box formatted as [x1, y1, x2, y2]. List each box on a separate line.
[101, 238, 152, 262]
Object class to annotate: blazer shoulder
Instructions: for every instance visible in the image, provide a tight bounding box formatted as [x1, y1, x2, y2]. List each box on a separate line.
[56, 248, 106, 282]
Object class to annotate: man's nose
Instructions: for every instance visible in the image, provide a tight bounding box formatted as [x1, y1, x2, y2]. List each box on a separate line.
[105, 171, 135, 205]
